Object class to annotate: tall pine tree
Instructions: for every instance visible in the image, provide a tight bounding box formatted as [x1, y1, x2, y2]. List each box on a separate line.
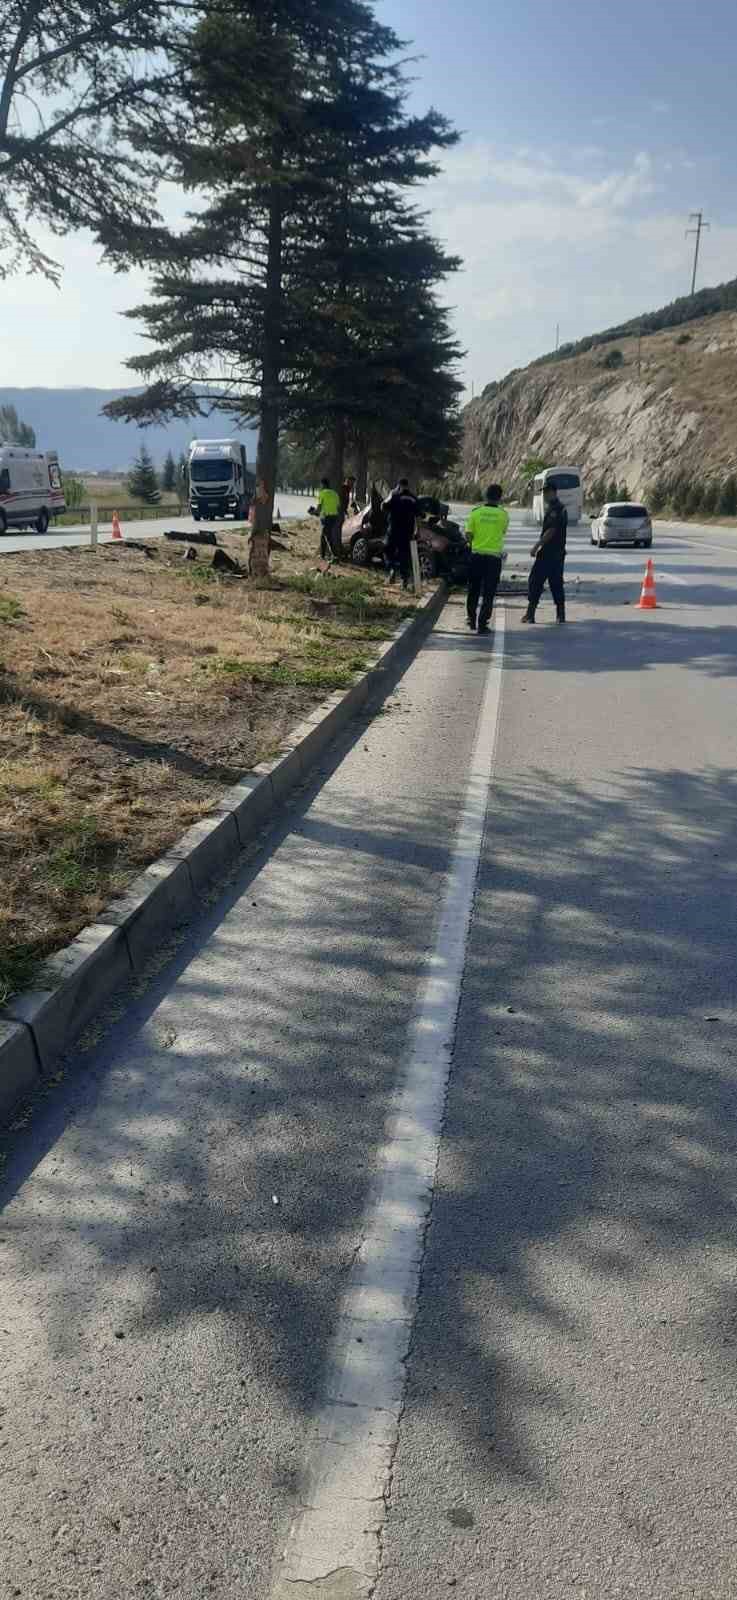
[104, 0, 458, 574]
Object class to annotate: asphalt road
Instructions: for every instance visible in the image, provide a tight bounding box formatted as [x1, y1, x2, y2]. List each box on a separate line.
[0, 494, 314, 554]
[2, 515, 737, 1598]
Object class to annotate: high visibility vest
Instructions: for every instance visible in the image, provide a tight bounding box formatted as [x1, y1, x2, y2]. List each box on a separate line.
[318, 488, 340, 517]
[465, 503, 509, 555]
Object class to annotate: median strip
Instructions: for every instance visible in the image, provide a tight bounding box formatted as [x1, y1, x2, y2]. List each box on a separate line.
[0, 523, 444, 1119]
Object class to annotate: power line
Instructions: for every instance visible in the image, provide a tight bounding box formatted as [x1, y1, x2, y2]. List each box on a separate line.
[686, 211, 710, 296]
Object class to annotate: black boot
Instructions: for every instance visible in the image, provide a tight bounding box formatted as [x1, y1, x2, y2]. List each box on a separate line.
[521, 607, 536, 624]
[556, 602, 566, 625]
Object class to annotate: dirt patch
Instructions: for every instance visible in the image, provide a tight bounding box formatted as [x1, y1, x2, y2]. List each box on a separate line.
[0, 522, 421, 1004]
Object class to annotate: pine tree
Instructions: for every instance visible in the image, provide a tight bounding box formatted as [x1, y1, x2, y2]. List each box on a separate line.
[128, 444, 161, 504]
[102, 0, 459, 576]
[162, 450, 177, 493]
[0, 404, 35, 446]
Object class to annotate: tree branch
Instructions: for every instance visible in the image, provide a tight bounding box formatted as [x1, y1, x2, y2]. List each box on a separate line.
[0, 0, 42, 140]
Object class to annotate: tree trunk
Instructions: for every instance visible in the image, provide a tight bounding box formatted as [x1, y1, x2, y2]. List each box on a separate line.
[355, 435, 369, 503]
[330, 413, 346, 489]
[250, 185, 282, 579]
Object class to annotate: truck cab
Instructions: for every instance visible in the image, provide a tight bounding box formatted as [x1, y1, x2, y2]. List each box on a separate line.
[188, 439, 254, 521]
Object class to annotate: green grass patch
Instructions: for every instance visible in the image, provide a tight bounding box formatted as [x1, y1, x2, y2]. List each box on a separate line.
[0, 594, 25, 624]
[202, 655, 368, 691]
[47, 815, 102, 896]
[0, 944, 40, 1010]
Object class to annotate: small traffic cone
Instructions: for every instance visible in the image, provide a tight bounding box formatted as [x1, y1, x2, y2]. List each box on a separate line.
[111, 509, 123, 541]
[637, 558, 657, 610]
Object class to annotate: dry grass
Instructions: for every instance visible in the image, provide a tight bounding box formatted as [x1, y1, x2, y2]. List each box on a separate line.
[0, 521, 420, 1005]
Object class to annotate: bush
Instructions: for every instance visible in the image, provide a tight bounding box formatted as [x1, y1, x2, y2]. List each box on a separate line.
[701, 480, 720, 515]
[618, 481, 631, 502]
[601, 348, 624, 370]
[683, 480, 704, 516]
[646, 477, 667, 514]
[606, 479, 620, 503]
[676, 333, 692, 346]
[670, 475, 691, 517]
[587, 477, 607, 511]
[718, 476, 737, 517]
[62, 474, 85, 509]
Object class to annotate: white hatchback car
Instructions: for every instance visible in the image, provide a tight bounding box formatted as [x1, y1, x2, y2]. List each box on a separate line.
[590, 502, 653, 548]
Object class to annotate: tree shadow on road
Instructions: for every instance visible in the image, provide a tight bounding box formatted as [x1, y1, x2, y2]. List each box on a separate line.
[391, 759, 737, 1587]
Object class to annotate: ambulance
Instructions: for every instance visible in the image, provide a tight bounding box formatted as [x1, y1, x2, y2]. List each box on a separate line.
[0, 446, 66, 534]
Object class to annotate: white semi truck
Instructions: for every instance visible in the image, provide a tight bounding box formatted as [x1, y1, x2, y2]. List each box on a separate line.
[0, 445, 66, 534]
[188, 438, 254, 522]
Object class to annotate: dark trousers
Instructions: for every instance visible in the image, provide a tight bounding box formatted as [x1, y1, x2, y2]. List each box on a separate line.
[528, 553, 565, 611]
[387, 531, 411, 584]
[320, 515, 342, 559]
[467, 552, 503, 627]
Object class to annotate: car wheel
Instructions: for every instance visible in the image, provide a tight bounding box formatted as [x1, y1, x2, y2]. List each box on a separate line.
[192, 511, 200, 521]
[36, 508, 49, 535]
[0, 510, 7, 535]
[643, 539, 652, 549]
[598, 537, 607, 548]
[350, 534, 370, 566]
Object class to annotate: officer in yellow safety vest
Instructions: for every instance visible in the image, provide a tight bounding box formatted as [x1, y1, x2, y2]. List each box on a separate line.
[465, 483, 509, 633]
[317, 478, 342, 560]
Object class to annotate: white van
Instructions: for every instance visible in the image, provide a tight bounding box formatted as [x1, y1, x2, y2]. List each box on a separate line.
[0, 447, 66, 534]
[532, 466, 583, 526]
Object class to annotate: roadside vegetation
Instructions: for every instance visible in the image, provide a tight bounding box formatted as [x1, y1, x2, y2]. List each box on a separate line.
[0, 522, 418, 1005]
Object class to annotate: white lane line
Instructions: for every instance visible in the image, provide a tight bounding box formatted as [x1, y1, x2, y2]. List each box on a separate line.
[269, 609, 506, 1600]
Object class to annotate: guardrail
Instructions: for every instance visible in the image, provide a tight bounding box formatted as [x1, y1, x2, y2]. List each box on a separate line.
[55, 501, 186, 526]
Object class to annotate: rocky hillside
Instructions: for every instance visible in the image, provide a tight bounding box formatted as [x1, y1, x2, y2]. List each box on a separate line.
[462, 304, 737, 502]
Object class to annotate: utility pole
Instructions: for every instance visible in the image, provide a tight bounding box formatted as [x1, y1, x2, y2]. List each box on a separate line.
[686, 211, 710, 296]
[555, 323, 560, 352]
[637, 323, 642, 378]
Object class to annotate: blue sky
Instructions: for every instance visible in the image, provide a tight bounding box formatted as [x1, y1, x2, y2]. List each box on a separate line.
[4, 0, 736, 396]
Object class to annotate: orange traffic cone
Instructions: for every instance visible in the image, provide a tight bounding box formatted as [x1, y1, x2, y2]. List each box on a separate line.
[111, 509, 123, 541]
[637, 558, 657, 610]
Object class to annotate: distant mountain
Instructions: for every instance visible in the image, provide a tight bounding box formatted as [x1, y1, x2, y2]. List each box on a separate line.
[0, 388, 257, 473]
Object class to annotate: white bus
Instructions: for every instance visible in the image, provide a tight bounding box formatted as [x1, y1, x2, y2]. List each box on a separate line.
[532, 466, 583, 526]
[0, 446, 66, 534]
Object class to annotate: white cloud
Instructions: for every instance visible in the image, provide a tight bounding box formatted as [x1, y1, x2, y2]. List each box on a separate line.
[2, 139, 732, 407]
[426, 142, 735, 395]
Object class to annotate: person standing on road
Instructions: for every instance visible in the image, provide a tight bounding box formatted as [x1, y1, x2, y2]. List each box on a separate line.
[522, 483, 568, 624]
[465, 484, 509, 634]
[383, 478, 418, 588]
[317, 478, 342, 561]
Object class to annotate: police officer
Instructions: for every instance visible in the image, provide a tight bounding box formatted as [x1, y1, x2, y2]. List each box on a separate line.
[383, 478, 418, 588]
[465, 484, 509, 634]
[316, 477, 342, 560]
[522, 483, 567, 623]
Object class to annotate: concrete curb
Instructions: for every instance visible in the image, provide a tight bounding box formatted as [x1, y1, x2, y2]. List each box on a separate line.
[1, 583, 447, 1120]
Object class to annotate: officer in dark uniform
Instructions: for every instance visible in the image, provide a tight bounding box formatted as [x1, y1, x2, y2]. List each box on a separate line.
[383, 478, 418, 588]
[522, 484, 568, 624]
